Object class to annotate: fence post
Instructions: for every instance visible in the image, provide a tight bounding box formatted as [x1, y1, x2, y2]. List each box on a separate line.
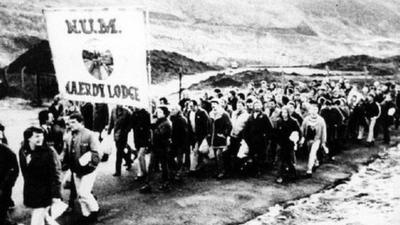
[36, 72, 42, 106]
[21, 66, 26, 89]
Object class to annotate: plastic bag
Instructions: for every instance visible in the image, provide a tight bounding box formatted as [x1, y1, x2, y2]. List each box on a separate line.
[99, 134, 114, 162]
[237, 140, 249, 158]
[198, 138, 209, 154]
[48, 200, 68, 219]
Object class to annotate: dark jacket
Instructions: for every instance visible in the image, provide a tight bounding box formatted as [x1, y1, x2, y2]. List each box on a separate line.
[187, 108, 210, 144]
[243, 112, 273, 148]
[0, 143, 19, 191]
[152, 117, 172, 149]
[380, 100, 396, 125]
[108, 106, 131, 143]
[131, 108, 151, 148]
[276, 117, 300, 149]
[63, 128, 100, 176]
[170, 113, 189, 148]
[49, 103, 63, 120]
[209, 111, 232, 147]
[19, 145, 61, 208]
[365, 101, 380, 119]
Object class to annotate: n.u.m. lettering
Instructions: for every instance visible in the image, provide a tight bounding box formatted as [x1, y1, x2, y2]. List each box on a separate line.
[65, 18, 121, 34]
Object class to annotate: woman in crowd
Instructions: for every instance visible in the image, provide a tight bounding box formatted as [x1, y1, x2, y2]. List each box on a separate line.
[19, 126, 62, 225]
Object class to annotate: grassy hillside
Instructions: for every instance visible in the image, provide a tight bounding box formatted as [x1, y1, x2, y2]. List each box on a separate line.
[1, 0, 400, 67]
[312, 55, 400, 75]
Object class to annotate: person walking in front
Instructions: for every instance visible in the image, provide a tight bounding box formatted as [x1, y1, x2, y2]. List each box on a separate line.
[19, 126, 62, 225]
[0, 126, 19, 225]
[243, 100, 273, 177]
[275, 106, 300, 184]
[300, 103, 327, 178]
[63, 113, 100, 222]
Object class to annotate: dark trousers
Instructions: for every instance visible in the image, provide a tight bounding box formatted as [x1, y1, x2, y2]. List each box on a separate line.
[222, 137, 241, 175]
[248, 141, 267, 174]
[147, 146, 171, 184]
[278, 146, 296, 179]
[115, 140, 132, 174]
[0, 188, 11, 224]
[170, 145, 186, 177]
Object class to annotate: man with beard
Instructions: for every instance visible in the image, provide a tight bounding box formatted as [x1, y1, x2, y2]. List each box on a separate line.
[243, 100, 273, 177]
[275, 106, 300, 184]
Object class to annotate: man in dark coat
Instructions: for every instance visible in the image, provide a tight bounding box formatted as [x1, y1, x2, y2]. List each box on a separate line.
[320, 100, 344, 156]
[108, 105, 132, 176]
[0, 142, 19, 225]
[243, 100, 273, 176]
[131, 107, 151, 180]
[377, 93, 396, 144]
[140, 106, 172, 193]
[186, 100, 210, 174]
[208, 99, 232, 179]
[275, 106, 300, 184]
[170, 105, 189, 180]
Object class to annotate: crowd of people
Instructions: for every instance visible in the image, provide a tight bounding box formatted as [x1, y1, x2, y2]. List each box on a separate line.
[1, 77, 399, 225]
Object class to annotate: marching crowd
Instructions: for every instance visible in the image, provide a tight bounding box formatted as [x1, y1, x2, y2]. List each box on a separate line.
[0, 77, 399, 225]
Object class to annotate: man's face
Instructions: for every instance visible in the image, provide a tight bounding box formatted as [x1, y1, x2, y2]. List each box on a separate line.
[253, 102, 262, 112]
[237, 103, 244, 112]
[29, 132, 44, 148]
[68, 118, 83, 131]
[288, 104, 295, 114]
[309, 105, 318, 116]
[211, 102, 219, 111]
[267, 101, 276, 109]
[189, 102, 197, 112]
[282, 109, 289, 120]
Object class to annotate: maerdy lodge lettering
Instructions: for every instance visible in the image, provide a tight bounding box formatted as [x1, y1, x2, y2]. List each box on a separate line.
[65, 81, 140, 101]
[65, 18, 122, 34]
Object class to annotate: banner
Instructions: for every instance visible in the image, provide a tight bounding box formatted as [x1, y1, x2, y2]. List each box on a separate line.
[44, 7, 150, 107]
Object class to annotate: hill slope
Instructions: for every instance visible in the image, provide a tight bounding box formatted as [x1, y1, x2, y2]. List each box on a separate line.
[312, 55, 400, 75]
[1, 0, 400, 67]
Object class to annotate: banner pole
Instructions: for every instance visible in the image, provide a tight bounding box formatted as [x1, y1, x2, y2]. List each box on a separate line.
[145, 9, 152, 114]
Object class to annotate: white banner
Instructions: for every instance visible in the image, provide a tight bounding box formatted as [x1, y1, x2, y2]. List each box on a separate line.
[44, 7, 150, 107]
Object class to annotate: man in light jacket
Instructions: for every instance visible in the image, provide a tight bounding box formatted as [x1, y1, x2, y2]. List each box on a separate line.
[63, 113, 100, 222]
